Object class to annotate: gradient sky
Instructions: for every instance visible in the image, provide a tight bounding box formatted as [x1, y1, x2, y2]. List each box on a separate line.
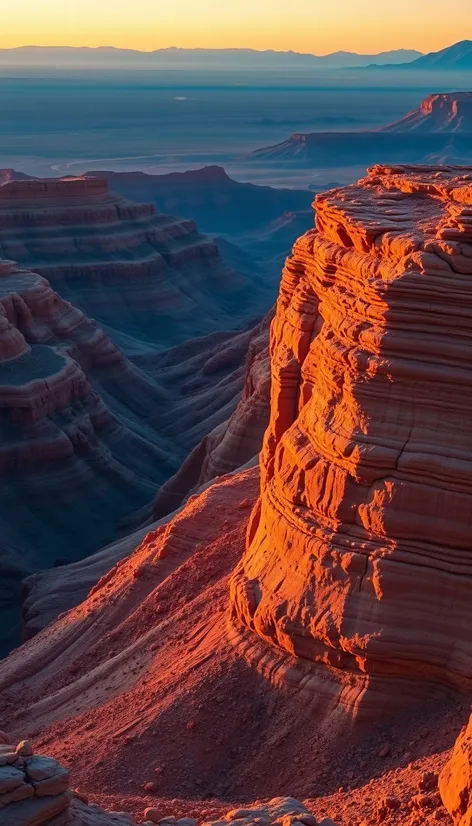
[2, 0, 470, 54]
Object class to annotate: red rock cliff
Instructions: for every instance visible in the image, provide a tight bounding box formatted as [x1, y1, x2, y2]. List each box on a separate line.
[231, 164, 472, 709]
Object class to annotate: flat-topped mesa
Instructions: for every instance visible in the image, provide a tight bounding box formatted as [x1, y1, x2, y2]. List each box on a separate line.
[0, 175, 109, 202]
[230, 164, 472, 712]
[0, 175, 158, 228]
[382, 92, 472, 133]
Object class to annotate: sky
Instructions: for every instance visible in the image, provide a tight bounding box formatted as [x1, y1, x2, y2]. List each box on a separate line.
[2, 0, 471, 55]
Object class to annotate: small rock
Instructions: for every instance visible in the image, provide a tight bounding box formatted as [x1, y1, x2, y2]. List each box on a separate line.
[143, 809, 164, 824]
[411, 793, 434, 809]
[144, 781, 157, 792]
[378, 744, 390, 758]
[16, 740, 33, 757]
[418, 770, 438, 792]
[383, 797, 400, 811]
[177, 819, 197, 826]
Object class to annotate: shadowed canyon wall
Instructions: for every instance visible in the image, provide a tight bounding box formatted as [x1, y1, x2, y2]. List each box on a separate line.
[0, 176, 269, 353]
[0, 176, 273, 654]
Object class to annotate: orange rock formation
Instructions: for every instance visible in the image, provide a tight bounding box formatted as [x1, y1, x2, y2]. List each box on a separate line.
[231, 164, 472, 710]
[2, 166, 472, 826]
[440, 714, 472, 825]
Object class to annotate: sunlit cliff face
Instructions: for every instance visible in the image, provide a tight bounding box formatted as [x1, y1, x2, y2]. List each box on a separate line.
[231, 164, 472, 712]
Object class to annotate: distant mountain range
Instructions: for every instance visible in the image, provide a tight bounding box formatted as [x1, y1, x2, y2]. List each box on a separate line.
[368, 39, 472, 70]
[0, 45, 422, 70]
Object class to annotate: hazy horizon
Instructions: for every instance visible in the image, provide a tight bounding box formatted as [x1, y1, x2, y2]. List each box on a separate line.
[2, 0, 470, 54]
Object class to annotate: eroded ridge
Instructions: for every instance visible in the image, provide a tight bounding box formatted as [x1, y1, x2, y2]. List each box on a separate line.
[230, 165, 472, 704]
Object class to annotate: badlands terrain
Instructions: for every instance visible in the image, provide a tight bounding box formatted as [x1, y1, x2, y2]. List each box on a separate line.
[1, 163, 472, 826]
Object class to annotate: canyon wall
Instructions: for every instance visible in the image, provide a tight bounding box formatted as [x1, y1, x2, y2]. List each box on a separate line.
[153, 312, 271, 518]
[0, 176, 268, 353]
[0, 176, 274, 654]
[231, 164, 472, 710]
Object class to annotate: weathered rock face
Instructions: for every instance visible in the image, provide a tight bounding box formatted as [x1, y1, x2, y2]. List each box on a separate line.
[440, 714, 472, 826]
[231, 164, 472, 710]
[383, 92, 472, 133]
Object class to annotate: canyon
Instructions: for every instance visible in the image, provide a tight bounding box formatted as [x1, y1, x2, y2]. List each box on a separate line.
[1, 163, 472, 826]
[0, 174, 279, 654]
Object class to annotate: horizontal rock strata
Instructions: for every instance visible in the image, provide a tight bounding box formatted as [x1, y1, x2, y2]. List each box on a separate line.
[231, 164, 472, 710]
[0, 176, 268, 353]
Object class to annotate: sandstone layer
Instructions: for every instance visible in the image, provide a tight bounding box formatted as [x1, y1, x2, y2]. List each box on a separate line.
[231, 164, 472, 710]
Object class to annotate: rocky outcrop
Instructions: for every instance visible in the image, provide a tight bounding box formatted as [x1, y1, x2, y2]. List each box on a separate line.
[143, 798, 329, 826]
[231, 164, 472, 712]
[0, 736, 131, 826]
[183, 798, 323, 826]
[381, 92, 472, 133]
[440, 715, 472, 826]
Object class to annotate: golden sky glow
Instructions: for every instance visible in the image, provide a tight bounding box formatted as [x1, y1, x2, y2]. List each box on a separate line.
[2, 0, 470, 54]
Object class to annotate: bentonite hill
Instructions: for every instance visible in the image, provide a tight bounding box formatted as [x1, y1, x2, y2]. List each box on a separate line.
[1, 164, 472, 826]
